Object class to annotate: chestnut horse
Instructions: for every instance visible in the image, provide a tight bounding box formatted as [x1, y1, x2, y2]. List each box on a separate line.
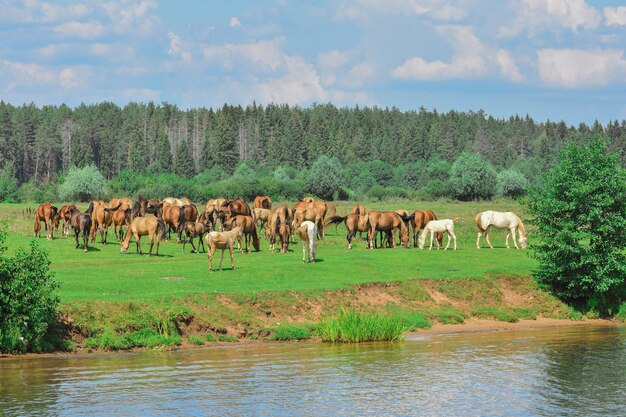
[205, 227, 244, 271]
[224, 215, 260, 253]
[268, 206, 292, 253]
[34, 203, 58, 240]
[68, 207, 91, 252]
[252, 208, 272, 235]
[327, 213, 370, 250]
[368, 211, 410, 249]
[87, 200, 116, 244]
[54, 204, 77, 237]
[120, 215, 167, 256]
[293, 201, 328, 238]
[411, 210, 442, 248]
[182, 204, 199, 223]
[182, 217, 212, 254]
[156, 202, 185, 242]
[253, 195, 272, 210]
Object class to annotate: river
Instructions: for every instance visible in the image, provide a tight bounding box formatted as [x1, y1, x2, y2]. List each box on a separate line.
[1, 325, 625, 416]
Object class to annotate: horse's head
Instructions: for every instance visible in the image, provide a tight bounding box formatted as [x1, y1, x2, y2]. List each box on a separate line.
[52, 213, 61, 230]
[520, 234, 527, 249]
[120, 239, 129, 253]
[400, 227, 410, 248]
[418, 233, 426, 250]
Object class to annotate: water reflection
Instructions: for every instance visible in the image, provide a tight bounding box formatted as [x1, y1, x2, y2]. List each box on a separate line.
[1, 325, 624, 416]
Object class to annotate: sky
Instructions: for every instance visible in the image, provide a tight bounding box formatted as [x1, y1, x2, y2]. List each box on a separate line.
[1, 0, 626, 125]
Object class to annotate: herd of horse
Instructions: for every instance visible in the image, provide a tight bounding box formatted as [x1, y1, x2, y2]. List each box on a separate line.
[32, 196, 527, 271]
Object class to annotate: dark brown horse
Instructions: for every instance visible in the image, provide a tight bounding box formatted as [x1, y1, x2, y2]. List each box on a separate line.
[411, 210, 442, 248]
[182, 217, 212, 254]
[368, 211, 410, 249]
[182, 204, 199, 223]
[253, 195, 272, 210]
[54, 204, 77, 237]
[327, 213, 370, 250]
[68, 207, 91, 252]
[34, 203, 58, 240]
[224, 215, 260, 253]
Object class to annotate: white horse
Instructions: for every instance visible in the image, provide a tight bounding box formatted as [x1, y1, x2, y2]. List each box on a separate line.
[475, 211, 527, 249]
[419, 219, 458, 250]
[297, 220, 317, 263]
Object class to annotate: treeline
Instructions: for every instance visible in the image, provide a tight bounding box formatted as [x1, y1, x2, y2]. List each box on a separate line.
[1, 100, 625, 201]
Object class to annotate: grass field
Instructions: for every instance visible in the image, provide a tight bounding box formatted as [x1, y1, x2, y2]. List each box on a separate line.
[1, 200, 535, 303]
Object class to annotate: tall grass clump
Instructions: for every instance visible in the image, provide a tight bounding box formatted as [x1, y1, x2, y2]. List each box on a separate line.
[317, 309, 409, 343]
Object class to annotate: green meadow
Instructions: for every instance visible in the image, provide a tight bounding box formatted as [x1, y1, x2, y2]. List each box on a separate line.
[2, 200, 534, 303]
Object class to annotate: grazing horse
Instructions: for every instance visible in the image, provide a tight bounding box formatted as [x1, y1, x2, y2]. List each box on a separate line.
[293, 201, 328, 238]
[268, 206, 292, 253]
[68, 207, 91, 252]
[120, 216, 167, 256]
[297, 221, 318, 263]
[34, 203, 58, 240]
[253, 195, 272, 210]
[224, 215, 260, 253]
[157, 202, 185, 242]
[205, 227, 244, 272]
[54, 204, 77, 237]
[476, 211, 527, 249]
[252, 208, 272, 235]
[368, 211, 410, 249]
[182, 217, 212, 254]
[327, 213, 370, 250]
[419, 219, 458, 250]
[411, 210, 442, 248]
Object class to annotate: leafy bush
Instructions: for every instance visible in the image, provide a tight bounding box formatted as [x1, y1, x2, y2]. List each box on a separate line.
[17, 180, 58, 203]
[496, 169, 529, 198]
[449, 152, 497, 200]
[527, 138, 626, 312]
[0, 231, 60, 353]
[268, 324, 314, 341]
[0, 162, 18, 203]
[307, 155, 343, 200]
[365, 160, 394, 186]
[58, 165, 106, 202]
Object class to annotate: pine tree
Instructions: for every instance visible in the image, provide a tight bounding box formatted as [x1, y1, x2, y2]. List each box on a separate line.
[212, 106, 238, 174]
[174, 138, 195, 177]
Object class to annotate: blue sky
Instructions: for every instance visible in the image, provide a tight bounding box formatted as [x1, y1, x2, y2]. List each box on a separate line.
[1, 0, 626, 125]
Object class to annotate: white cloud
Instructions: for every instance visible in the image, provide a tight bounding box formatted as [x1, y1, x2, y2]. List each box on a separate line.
[230, 16, 241, 27]
[334, 0, 465, 22]
[1, 0, 89, 23]
[537, 48, 626, 88]
[167, 31, 191, 62]
[392, 25, 487, 80]
[1, 60, 89, 90]
[100, 0, 159, 35]
[344, 62, 378, 87]
[53, 20, 105, 39]
[317, 50, 350, 70]
[496, 49, 523, 82]
[256, 56, 329, 103]
[204, 38, 286, 70]
[500, 0, 601, 37]
[604, 6, 626, 26]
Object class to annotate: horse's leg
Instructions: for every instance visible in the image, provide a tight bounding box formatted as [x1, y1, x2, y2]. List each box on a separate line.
[452, 230, 457, 250]
[219, 249, 225, 271]
[74, 229, 80, 249]
[510, 227, 519, 249]
[347, 229, 354, 250]
[302, 239, 306, 263]
[136, 234, 143, 255]
[444, 230, 451, 250]
[208, 247, 214, 272]
[476, 231, 482, 249]
[83, 230, 89, 252]
[485, 227, 494, 249]
[147, 232, 155, 257]
[429, 230, 434, 250]
[34, 218, 40, 237]
[229, 246, 235, 270]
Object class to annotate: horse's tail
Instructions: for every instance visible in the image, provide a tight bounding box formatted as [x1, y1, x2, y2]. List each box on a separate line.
[452, 217, 460, 223]
[104, 203, 122, 212]
[178, 206, 185, 230]
[262, 198, 269, 209]
[86, 202, 94, 215]
[400, 213, 414, 222]
[326, 215, 347, 228]
[157, 218, 167, 241]
[475, 212, 486, 232]
[50, 206, 58, 218]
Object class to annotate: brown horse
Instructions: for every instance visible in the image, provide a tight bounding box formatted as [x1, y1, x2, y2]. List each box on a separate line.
[110, 207, 132, 242]
[109, 197, 132, 209]
[268, 206, 292, 253]
[182, 204, 199, 223]
[182, 217, 212, 254]
[368, 211, 410, 249]
[327, 213, 370, 249]
[293, 201, 328, 238]
[156, 202, 185, 242]
[253, 195, 272, 210]
[88, 201, 117, 244]
[224, 215, 260, 253]
[205, 227, 244, 271]
[34, 203, 58, 240]
[222, 198, 252, 219]
[411, 210, 442, 248]
[68, 207, 91, 252]
[351, 205, 366, 216]
[120, 216, 167, 256]
[54, 204, 77, 237]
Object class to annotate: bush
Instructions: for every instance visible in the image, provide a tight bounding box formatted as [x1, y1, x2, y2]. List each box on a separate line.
[58, 165, 106, 202]
[366, 160, 395, 186]
[527, 138, 626, 312]
[307, 155, 343, 200]
[0, 231, 60, 353]
[17, 180, 58, 203]
[496, 169, 529, 198]
[0, 162, 18, 203]
[449, 152, 497, 200]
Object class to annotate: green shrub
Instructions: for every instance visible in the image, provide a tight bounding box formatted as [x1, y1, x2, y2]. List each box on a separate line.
[472, 307, 518, 323]
[17, 180, 58, 203]
[268, 324, 314, 341]
[527, 138, 626, 313]
[0, 231, 60, 353]
[449, 152, 497, 200]
[617, 302, 626, 321]
[496, 169, 529, 198]
[58, 165, 106, 202]
[307, 155, 343, 200]
[188, 335, 205, 345]
[0, 163, 18, 203]
[317, 309, 409, 343]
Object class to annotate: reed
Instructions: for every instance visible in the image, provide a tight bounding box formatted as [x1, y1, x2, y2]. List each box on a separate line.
[317, 309, 409, 342]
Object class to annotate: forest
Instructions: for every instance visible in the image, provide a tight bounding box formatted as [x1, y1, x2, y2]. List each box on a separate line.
[1, 100, 625, 202]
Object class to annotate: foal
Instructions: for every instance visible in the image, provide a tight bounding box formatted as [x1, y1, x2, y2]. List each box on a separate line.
[205, 227, 243, 272]
[419, 218, 458, 250]
[297, 220, 318, 263]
